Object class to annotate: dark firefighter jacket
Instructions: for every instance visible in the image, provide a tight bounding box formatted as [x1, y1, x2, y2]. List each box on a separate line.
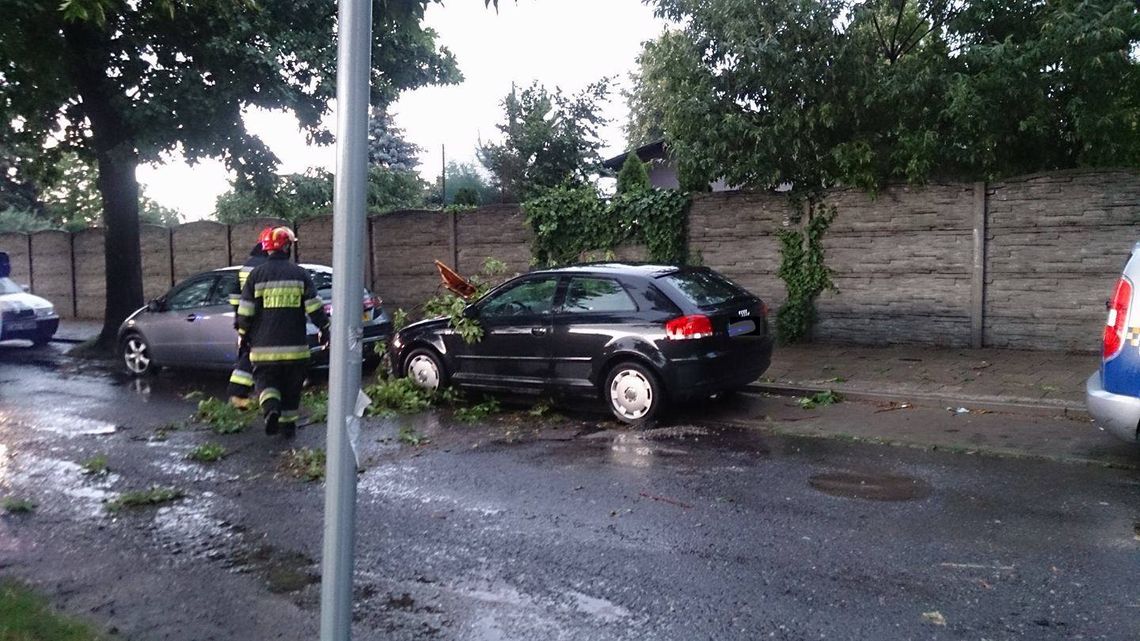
[228, 244, 269, 311]
[236, 254, 329, 364]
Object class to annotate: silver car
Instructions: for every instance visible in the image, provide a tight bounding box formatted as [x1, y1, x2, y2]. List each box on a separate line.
[117, 264, 392, 375]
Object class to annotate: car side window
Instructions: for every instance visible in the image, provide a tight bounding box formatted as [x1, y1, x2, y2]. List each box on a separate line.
[481, 278, 559, 319]
[210, 273, 239, 305]
[563, 277, 637, 313]
[167, 276, 217, 311]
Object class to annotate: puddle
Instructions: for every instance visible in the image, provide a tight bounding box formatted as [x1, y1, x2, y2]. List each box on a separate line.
[231, 544, 319, 594]
[358, 463, 504, 517]
[566, 590, 631, 623]
[809, 471, 931, 501]
[4, 454, 118, 518]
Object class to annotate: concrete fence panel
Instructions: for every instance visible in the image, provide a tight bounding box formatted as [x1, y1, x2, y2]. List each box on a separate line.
[172, 221, 228, 282]
[456, 204, 533, 279]
[295, 216, 335, 270]
[30, 230, 75, 319]
[72, 228, 106, 319]
[370, 210, 451, 314]
[140, 225, 173, 300]
[815, 184, 976, 346]
[984, 170, 1140, 351]
[0, 233, 32, 286]
[689, 191, 787, 311]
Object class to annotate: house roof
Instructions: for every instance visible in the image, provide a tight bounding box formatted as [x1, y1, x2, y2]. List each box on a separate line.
[602, 139, 667, 170]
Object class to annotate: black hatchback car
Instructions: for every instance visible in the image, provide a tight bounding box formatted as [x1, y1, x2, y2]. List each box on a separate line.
[390, 263, 774, 425]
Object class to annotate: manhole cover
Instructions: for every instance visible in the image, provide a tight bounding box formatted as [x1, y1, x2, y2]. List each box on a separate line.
[809, 471, 931, 501]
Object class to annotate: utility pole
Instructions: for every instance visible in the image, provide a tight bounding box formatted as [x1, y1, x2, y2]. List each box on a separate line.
[321, 0, 371, 638]
[441, 144, 447, 206]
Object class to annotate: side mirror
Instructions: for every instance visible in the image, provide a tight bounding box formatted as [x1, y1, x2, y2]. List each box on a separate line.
[146, 298, 164, 313]
[21, 284, 30, 293]
[462, 305, 478, 319]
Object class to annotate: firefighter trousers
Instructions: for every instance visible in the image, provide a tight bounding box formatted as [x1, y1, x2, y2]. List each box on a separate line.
[227, 343, 254, 399]
[253, 363, 307, 427]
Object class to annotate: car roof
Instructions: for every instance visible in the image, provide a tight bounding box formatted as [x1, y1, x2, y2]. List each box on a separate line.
[528, 262, 684, 279]
[214, 263, 331, 273]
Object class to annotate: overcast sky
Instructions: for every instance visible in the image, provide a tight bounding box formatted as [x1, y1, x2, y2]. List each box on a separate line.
[137, 0, 668, 221]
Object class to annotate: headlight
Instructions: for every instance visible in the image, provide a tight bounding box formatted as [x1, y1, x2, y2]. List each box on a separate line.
[35, 305, 54, 318]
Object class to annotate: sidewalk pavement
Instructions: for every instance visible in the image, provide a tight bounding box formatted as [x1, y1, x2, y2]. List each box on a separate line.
[52, 319, 103, 344]
[57, 318, 1096, 415]
[753, 343, 1095, 417]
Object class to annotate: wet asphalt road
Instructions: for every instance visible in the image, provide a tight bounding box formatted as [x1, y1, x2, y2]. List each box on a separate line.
[0, 341, 1138, 640]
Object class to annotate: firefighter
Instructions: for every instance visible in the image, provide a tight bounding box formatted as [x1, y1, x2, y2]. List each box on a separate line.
[236, 226, 329, 437]
[226, 228, 272, 408]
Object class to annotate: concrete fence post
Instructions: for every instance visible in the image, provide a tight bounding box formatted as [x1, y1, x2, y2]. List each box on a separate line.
[26, 233, 34, 293]
[69, 231, 78, 319]
[168, 227, 175, 288]
[449, 209, 458, 270]
[971, 181, 987, 349]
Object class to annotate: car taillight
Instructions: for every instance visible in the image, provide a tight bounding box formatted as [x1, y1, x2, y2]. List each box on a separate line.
[665, 314, 714, 340]
[1103, 276, 1132, 360]
[363, 295, 380, 310]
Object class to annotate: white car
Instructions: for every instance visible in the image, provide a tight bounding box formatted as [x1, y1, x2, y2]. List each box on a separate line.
[0, 252, 58, 346]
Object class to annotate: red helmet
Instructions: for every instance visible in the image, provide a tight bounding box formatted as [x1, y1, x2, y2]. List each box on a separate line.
[261, 226, 297, 253]
[257, 227, 275, 250]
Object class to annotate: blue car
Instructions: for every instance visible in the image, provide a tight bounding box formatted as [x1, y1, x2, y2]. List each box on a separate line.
[1087, 242, 1140, 443]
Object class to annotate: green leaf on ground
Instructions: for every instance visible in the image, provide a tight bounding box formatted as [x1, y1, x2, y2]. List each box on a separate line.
[398, 427, 429, 446]
[280, 448, 326, 482]
[454, 397, 501, 423]
[799, 390, 842, 409]
[196, 397, 255, 434]
[0, 579, 107, 640]
[186, 443, 227, 463]
[106, 487, 184, 513]
[80, 454, 109, 476]
[2, 498, 36, 514]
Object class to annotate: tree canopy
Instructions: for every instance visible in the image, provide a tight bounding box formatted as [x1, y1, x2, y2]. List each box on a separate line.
[213, 107, 429, 222]
[0, 0, 478, 345]
[639, 0, 1140, 193]
[478, 81, 611, 202]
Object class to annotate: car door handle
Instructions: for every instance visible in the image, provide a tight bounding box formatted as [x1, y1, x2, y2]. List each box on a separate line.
[185, 314, 199, 322]
[531, 327, 549, 336]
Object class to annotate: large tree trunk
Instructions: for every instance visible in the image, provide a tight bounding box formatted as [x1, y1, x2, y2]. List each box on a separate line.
[63, 23, 145, 351]
[94, 150, 143, 349]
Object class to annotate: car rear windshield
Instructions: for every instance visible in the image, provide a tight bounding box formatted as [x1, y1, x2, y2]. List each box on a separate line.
[661, 271, 748, 308]
[306, 270, 372, 301]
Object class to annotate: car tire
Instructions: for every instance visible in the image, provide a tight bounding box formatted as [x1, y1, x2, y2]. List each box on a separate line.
[121, 333, 159, 376]
[604, 360, 664, 427]
[31, 330, 53, 347]
[404, 347, 447, 392]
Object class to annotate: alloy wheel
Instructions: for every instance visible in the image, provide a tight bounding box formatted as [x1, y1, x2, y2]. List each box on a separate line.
[123, 336, 151, 375]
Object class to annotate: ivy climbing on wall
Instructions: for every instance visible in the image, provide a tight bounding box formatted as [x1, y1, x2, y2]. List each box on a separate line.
[775, 200, 837, 343]
[522, 186, 691, 266]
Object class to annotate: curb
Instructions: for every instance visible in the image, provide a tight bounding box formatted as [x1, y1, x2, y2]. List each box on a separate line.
[747, 382, 1089, 420]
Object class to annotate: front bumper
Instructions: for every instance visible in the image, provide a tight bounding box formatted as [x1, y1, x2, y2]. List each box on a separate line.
[1086, 371, 1140, 442]
[1, 316, 59, 342]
